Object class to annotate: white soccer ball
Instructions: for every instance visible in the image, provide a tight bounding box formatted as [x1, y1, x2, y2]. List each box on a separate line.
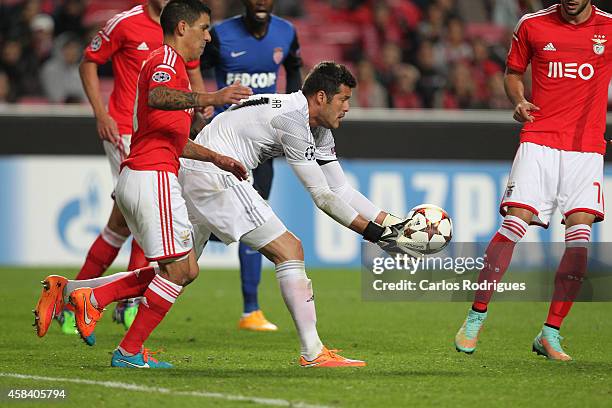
[403, 204, 453, 254]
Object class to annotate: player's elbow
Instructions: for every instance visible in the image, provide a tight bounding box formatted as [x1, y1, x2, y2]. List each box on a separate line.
[504, 68, 523, 82]
[78, 59, 95, 78]
[329, 182, 353, 203]
[308, 186, 336, 212]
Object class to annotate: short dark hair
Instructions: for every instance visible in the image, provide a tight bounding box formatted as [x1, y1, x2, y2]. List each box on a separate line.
[302, 61, 356, 102]
[160, 0, 211, 36]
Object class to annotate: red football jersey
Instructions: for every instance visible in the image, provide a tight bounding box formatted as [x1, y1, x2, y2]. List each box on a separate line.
[123, 45, 194, 174]
[83, 3, 200, 135]
[507, 5, 612, 154]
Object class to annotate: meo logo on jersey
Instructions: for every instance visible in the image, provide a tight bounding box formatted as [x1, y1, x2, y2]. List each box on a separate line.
[152, 71, 171, 83]
[547, 62, 594, 80]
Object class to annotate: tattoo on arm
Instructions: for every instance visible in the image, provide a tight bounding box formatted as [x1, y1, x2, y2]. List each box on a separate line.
[181, 139, 217, 162]
[149, 86, 199, 110]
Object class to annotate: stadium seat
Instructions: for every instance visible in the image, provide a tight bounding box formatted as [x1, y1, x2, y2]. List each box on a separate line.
[465, 23, 507, 44]
[319, 22, 360, 46]
[18, 96, 50, 105]
[299, 44, 343, 68]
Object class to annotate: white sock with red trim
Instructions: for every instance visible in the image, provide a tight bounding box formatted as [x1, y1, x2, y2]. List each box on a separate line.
[276, 261, 323, 360]
[64, 272, 131, 304]
[564, 224, 591, 247]
[497, 215, 529, 242]
[118, 274, 182, 355]
[472, 215, 528, 311]
[545, 224, 591, 328]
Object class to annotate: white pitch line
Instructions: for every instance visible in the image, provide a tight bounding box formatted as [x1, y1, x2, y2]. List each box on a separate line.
[0, 373, 330, 408]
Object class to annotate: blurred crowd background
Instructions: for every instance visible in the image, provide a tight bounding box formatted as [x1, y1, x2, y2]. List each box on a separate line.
[0, 0, 611, 109]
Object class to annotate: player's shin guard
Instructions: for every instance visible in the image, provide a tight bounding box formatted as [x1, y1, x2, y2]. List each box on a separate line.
[76, 226, 127, 280]
[276, 261, 323, 360]
[128, 239, 148, 271]
[89, 266, 158, 309]
[546, 224, 590, 329]
[119, 275, 182, 355]
[239, 242, 262, 313]
[472, 215, 528, 311]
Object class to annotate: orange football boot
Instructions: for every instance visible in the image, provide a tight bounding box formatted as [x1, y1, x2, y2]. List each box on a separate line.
[299, 346, 366, 368]
[70, 288, 103, 342]
[238, 310, 278, 331]
[33, 275, 68, 337]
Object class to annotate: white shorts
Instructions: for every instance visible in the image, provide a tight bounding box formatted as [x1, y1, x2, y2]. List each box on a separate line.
[178, 167, 286, 258]
[500, 142, 604, 226]
[103, 135, 131, 185]
[115, 167, 193, 261]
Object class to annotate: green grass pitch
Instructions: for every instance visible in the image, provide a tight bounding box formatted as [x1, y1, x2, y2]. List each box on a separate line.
[1, 267, 611, 407]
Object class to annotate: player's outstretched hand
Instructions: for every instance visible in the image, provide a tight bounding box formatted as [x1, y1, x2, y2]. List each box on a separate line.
[214, 154, 248, 181]
[213, 80, 252, 106]
[202, 105, 215, 119]
[513, 100, 540, 123]
[96, 113, 120, 144]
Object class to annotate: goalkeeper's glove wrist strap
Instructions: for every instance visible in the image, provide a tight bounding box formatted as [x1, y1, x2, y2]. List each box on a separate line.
[363, 221, 385, 242]
[381, 213, 403, 227]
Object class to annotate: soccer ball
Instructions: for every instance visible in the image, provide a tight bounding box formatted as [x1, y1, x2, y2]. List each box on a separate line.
[402, 204, 453, 254]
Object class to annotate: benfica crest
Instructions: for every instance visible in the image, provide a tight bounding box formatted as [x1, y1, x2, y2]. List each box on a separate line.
[592, 34, 606, 55]
[273, 47, 283, 64]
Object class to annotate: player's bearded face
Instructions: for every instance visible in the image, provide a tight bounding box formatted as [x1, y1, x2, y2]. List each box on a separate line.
[321, 85, 351, 129]
[560, 0, 591, 16]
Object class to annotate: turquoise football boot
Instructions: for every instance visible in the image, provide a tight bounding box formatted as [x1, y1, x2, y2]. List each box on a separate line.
[455, 309, 488, 354]
[532, 326, 572, 361]
[111, 348, 173, 369]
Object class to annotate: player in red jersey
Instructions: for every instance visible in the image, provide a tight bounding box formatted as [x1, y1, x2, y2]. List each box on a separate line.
[63, 1, 206, 336]
[35, 0, 250, 368]
[455, 0, 611, 360]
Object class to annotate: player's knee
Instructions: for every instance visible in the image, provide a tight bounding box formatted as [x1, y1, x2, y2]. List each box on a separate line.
[107, 222, 130, 237]
[107, 209, 130, 235]
[565, 212, 596, 228]
[182, 266, 199, 286]
[506, 207, 534, 224]
[284, 234, 304, 260]
[160, 257, 199, 286]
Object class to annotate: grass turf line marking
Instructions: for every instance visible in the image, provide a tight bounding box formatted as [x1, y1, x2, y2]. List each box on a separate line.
[0, 372, 330, 408]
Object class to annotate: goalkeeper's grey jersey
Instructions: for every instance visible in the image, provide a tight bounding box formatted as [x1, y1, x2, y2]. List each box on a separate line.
[181, 91, 337, 174]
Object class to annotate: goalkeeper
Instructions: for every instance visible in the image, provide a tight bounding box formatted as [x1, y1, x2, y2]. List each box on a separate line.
[177, 61, 408, 367]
